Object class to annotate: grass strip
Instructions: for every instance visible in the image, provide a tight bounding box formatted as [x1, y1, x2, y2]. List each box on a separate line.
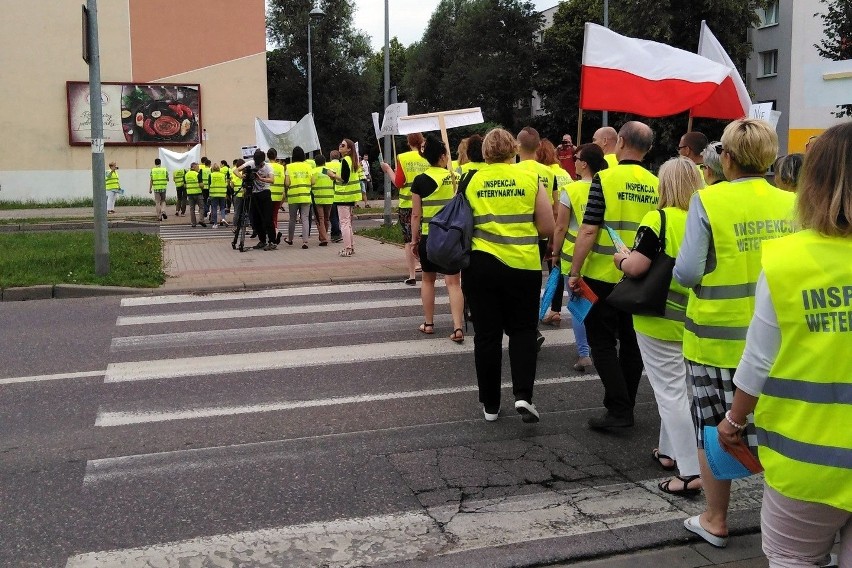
[0, 231, 165, 288]
[0, 197, 174, 210]
[355, 223, 404, 245]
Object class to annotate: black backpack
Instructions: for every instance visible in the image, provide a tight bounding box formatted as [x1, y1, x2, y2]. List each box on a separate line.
[426, 170, 476, 273]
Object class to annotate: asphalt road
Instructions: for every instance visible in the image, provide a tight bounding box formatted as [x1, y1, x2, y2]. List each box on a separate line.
[0, 283, 764, 568]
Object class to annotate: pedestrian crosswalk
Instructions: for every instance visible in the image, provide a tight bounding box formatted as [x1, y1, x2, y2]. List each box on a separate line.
[54, 282, 763, 567]
[159, 221, 317, 240]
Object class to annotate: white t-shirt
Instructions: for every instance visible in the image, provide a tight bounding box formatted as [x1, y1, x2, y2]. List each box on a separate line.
[238, 159, 273, 193]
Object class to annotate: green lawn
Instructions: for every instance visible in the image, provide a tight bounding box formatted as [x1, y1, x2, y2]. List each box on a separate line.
[0, 197, 171, 210]
[0, 231, 165, 288]
[355, 223, 404, 244]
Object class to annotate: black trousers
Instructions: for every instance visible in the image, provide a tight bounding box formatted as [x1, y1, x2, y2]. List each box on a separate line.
[329, 204, 341, 238]
[583, 277, 644, 419]
[462, 251, 542, 409]
[249, 190, 276, 244]
[175, 186, 187, 214]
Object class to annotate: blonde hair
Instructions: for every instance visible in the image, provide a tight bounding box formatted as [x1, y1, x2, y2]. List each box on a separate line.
[796, 122, 852, 236]
[482, 128, 518, 163]
[720, 118, 778, 174]
[657, 157, 703, 210]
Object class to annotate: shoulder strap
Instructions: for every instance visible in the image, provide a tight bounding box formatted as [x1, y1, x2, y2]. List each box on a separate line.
[458, 169, 477, 200]
[658, 209, 667, 251]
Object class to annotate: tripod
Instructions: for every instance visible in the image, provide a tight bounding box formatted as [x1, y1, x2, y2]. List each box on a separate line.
[231, 189, 254, 252]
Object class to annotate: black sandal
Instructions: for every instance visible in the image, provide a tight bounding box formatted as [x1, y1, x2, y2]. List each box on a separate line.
[419, 322, 434, 334]
[658, 475, 701, 497]
[450, 328, 464, 343]
[651, 449, 677, 471]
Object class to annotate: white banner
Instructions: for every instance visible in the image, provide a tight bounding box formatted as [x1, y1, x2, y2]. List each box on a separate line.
[371, 112, 381, 140]
[396, 108, 484, 135]
[254, 116, 321, 155]
[380, 102, 409, 136]
[158, 144, 202, 172]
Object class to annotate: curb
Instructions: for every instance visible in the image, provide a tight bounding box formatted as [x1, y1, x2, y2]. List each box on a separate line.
[1, 284, 152, 302]
[0, 220, 159, 233]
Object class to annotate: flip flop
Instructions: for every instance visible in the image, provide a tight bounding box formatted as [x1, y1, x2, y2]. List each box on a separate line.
[658, 475, 701, 497]
[651, 449, 677, 471]
[683, 515, 728, 548]
[450, 328, 464, 343]
[419, 322, 434, 334]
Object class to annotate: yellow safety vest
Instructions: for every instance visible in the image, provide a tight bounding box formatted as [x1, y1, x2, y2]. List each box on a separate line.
[151, 167, 168, 192]
[185, 170, 202, 195]
[550, 163, 572, 194]
[105, 170, 120, 191]
[209, 171, 227, 198]
[269, 162, 286, 202]
[467, 163, 540, 271]
[397, 150, 429, 210]
[515, 160, 556, 202]
[199, 165, 210, 190]
[756, 230, 852, 512]
[312, 166, 335, 205]
[559, 180, 591, 273]
[461, 162, 487, 175]
[220, 165, 230, 185]
[605, 154, 618, 168]
[419, 166, 456, 236]
[682, 178, 796, 367]
[286, 161, 313, 204]
[335, 156, 362, 204]
[632, 207, 690, 342]
[582, 164, 660, 284]
[306, 158, 316, 170]
[173, 169, 186, 187]
[230, 169, 244, 198]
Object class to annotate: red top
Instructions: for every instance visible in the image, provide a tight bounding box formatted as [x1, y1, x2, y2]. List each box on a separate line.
[557, 144, 576, 179]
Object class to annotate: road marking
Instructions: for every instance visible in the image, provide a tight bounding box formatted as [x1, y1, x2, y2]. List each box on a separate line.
[116, 296, 449, 326]
[0, 370, 103, 386]
[64, 477, 765, 568]
[120, 280, 445, 307]
[95, 373, 592, 427]
[103, 329, 573, 383]
[111, 314, 455, 352]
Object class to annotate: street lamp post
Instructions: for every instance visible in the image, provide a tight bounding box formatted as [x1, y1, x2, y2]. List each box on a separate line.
[307, 6, 324, 117]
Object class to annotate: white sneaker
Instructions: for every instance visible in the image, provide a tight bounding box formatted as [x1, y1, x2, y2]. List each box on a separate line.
[514, 400, 540, 423]
[212, 224, 219, 229]
[482, 405, 500, 422]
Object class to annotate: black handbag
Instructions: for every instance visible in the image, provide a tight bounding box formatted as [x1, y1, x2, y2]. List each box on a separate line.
[606, 209, 675, 316]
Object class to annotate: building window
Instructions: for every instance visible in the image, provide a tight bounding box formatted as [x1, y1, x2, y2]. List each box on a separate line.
[758, 1, 779, 27]
[759, 50, 778, 77]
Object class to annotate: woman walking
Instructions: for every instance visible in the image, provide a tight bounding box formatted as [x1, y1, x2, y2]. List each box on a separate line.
[463, 128, 555, 423]
[105, 161, 121, 213]
[613, 157, 704, 497]
[330, 139, 366, 257]
[284, 146, 314, 249]
[410, 135, 465, 342]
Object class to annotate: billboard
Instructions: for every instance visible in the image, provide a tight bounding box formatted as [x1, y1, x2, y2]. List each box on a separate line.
[67, 82, 202, 145]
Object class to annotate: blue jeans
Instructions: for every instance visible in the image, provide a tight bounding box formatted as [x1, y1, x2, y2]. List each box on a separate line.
[566, 281, 590, 357]
[209, 197, 226, 224]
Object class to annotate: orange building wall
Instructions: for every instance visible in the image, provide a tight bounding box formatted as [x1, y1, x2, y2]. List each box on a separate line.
[129, 0, 266, 82]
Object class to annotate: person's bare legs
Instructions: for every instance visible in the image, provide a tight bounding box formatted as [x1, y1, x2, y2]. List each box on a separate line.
[445, 273, 464, 332]
[697, 449, 732, 537]
[406, 243, 417, 281]
[421, 272, 437, 327]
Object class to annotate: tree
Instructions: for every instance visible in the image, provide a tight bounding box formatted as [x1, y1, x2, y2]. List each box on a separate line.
[815, 0, 852, 117]
[267, 0, 378, 154]
[366, 37, 414, 106]
[533, 0, 769, 166]
[403, 0, 543, 132]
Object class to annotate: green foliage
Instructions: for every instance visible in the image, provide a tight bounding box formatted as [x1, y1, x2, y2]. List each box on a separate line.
[355, 222, 404, 244]
[533, 0, 766, 166]
[267, 0, 378, 155]
[0, 231, 165, 288]
[815, 0, 852, 117]
[0, 197, 171, 210]
[403, 0, 543, 131]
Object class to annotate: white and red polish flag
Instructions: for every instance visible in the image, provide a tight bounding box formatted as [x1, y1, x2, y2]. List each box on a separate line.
[579, 23, 732, 117]
[690, 21, 752, 119]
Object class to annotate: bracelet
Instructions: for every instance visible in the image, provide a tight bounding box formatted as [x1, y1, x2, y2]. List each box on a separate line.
[618, 257, 626, 270]
[725, 410, 746, 430]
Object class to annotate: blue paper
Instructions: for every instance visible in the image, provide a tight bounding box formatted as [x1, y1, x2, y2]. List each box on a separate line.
[703, 425, 751, 480]
[604, 224, 628, 253]
[539, 267, 562, 320]
[567, 293, 593, 324]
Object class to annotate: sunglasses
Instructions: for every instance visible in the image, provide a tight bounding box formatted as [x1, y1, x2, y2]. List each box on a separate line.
[677, 145, 688, 151]
[714, 144, 724, 155]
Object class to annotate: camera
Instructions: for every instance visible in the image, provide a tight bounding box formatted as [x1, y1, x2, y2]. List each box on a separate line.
[241, 166, 256, 190]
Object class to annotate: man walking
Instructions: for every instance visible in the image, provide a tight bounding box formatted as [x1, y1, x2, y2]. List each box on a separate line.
[149, 158, 168, 221]
[592, 126, 619, 168]
[173, 164, 187, 216]
[568, 121, 660, 430]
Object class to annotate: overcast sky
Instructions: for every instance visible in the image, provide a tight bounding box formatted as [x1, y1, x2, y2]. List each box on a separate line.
[352, 0, 558, 51]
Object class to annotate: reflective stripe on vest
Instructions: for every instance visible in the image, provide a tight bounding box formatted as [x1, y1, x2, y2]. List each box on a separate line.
[467, 163, 540, 271]
[270, 162, 286, 201]
[151, 167, 168, 191]
[185, 170, 202, 195]
[683, 178, 795, 367]
[420, 166, 456, 236]
[632, 207, 690, 342]
[286, 161, 313, 204]
[754, 230, 852, 512]
[312, 167, 335, 205]
[559, 180, 591, 274]
[397, 151, 429, 209]
[209, 171, 227, 198]
[335, 156, 362, 203]
[583, 164, 659, 283]
[105, 170, 120, 191]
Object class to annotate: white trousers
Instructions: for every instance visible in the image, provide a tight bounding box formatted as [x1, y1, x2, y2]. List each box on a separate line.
[106, 190, 118, 211]
[635, 332, 699, 476]
[761, 482, 848, 568]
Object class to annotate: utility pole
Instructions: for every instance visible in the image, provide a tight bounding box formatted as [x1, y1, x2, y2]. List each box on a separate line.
[85, 0, 109, 275]
[382, 0, 392, 226]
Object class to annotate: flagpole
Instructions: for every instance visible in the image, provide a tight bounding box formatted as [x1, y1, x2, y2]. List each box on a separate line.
[687, 114, 694, 133]
[576, 109, 583, 145]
